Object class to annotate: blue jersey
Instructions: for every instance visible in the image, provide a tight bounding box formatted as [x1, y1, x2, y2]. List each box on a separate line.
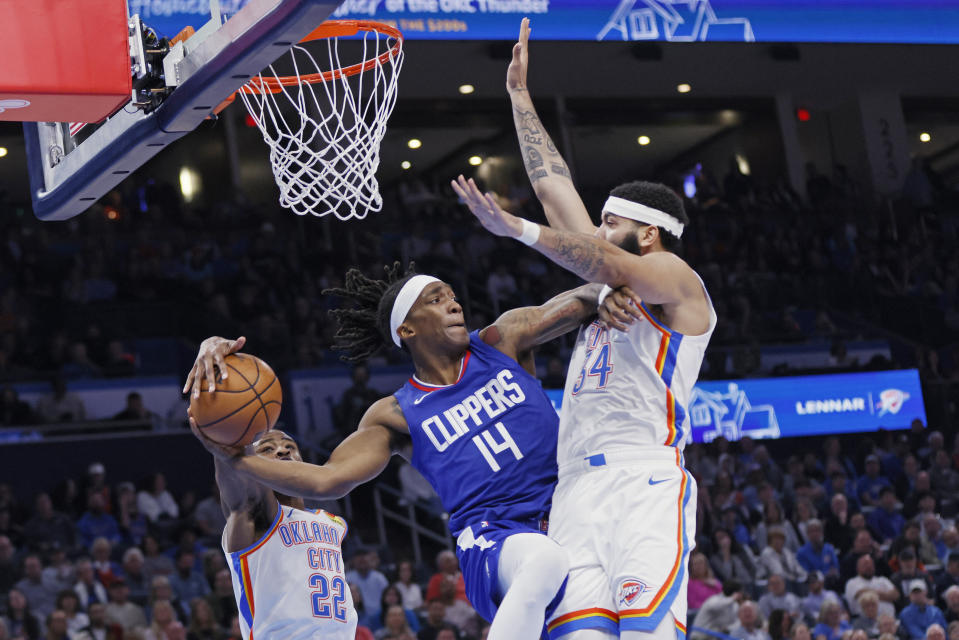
[394, 330, 559, 534]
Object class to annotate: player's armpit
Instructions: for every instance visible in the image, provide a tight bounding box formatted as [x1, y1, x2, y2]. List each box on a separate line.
[483, 283, 603, 358]
[514, 348, 537, 378]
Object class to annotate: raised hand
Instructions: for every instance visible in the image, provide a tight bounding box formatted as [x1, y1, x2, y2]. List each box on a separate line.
[506, 17, 530, 94]
[183, 335, 246, 399]
[598, 286, 644, 332]
[451, 175, 524, 239]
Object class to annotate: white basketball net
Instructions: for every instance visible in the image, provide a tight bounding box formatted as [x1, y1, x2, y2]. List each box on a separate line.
[239, 23, 403, 219]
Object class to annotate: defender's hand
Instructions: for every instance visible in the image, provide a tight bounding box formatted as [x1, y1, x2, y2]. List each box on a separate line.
[507, 18, 530, 94]
[451, 175, 524, 239]
[183, 335, 246, 399]
[598, 286, 643, 332]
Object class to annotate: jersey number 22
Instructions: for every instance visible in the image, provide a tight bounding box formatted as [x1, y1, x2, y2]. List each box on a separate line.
[309, 574, 347, 622]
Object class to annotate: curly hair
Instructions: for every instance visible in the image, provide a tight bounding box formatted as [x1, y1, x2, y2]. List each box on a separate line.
[323, 262, 418, 363]
[609, 181, 688, 252]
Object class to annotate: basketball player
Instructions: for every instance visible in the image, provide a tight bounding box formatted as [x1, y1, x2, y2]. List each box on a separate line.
[185, 266, 637, 640]
[202, 427, 356, 640]
[448, 19, 716, 640]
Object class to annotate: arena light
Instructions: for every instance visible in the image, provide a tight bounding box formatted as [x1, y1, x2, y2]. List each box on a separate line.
[637, 136, 651, 146]
[719, 110, 739, 124]
[469, 155, 483, 166]
[401, 160, 411, 170]
[459, 84, 475, 95]
[920, 132, 931, 142]
[735, 153, 751, 176]
[0, 147, 7, 158]
[179, 167, 201, 202]
[677, 83, 692, 93]
[407, 138, 422, 149]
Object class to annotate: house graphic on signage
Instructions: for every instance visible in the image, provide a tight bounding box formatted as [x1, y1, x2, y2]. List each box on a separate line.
[598, 0, 755, 42]
[688, 383, 781, 442]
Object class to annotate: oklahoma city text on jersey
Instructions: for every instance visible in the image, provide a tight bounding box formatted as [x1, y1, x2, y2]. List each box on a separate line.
[276, 517, 344, 573]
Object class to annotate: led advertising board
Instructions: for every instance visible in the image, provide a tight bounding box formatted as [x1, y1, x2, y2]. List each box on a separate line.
[132, 1, 959, 44]
[544, 368, 926, 443]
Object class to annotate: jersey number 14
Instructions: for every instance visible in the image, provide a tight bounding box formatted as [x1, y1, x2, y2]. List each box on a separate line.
[472, 422, 523, 472]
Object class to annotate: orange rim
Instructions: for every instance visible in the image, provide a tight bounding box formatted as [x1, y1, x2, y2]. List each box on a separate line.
[241, 20, 403, 95]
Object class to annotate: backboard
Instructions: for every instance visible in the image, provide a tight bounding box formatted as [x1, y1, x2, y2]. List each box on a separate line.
[16, 0, 343, 220]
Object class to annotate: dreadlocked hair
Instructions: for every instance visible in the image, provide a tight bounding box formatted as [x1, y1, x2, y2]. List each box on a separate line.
[323, 261, 418, 363]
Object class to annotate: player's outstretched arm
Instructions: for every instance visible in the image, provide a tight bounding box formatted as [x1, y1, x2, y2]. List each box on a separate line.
[191, 397, 408, 500]
[452, 175, 701, 307]
[507, 18, 593, 235]
[481, 283, 639, 362]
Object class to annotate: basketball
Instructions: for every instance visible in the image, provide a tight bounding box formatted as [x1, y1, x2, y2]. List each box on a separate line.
[189, 353, 283, 447]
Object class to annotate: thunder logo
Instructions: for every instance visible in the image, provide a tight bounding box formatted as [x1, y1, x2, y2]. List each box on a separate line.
[876, 388, 909, 417]
[618, 579, 648, 607]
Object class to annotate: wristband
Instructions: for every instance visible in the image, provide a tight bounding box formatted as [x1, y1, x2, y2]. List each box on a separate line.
[597, 285, 613, 306]
[517, 219, 541, 246]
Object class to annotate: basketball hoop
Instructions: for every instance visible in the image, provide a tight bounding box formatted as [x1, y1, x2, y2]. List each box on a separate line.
[236, 20, 404, 219]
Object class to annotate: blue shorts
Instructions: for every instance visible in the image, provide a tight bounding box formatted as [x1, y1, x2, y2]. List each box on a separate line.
[455, 519, 567, 629]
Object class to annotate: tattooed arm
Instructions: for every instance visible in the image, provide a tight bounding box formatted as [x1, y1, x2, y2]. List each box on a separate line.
[507, 18, 595, 235]
[480, 283, 606, 367]
[452, 176, 703, 309]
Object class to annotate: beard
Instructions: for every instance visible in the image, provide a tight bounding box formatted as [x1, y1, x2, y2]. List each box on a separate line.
[617, 230, 644, 257]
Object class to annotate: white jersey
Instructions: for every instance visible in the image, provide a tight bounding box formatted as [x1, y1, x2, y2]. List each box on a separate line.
[224, 502, 356, 640]
[558, 278, 716, 468]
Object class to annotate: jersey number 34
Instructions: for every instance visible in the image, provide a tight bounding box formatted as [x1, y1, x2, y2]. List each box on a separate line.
[571, 343, 613, 394]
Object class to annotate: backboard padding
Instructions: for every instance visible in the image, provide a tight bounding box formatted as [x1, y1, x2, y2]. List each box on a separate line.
[24, 0, 343, 220]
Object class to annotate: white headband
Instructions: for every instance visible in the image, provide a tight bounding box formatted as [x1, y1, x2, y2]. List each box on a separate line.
[602, 196, 684, 238]
[390, 275, 441, 348]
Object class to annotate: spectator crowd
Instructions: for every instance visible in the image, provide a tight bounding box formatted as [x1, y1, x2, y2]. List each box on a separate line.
[0, 123, 958, 640]
[0, 163, 957, 394]
[1, 416, 959, 640]
[685, 427, 959, 640]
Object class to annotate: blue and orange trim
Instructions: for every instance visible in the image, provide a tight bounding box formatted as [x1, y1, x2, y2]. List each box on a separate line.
[408, 350, 471, 392]
[618, 447, 693, 632]
[547, 607, 619, 639]
[637, 303, 686, 447]
[229, 502, 284, 635]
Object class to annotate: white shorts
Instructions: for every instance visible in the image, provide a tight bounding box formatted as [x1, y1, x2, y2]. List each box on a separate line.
[546, 447, 697, 639]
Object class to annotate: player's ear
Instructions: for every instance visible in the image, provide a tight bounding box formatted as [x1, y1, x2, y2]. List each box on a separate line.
[639, 224, 659, 249]
[397, 323, 415, 343]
